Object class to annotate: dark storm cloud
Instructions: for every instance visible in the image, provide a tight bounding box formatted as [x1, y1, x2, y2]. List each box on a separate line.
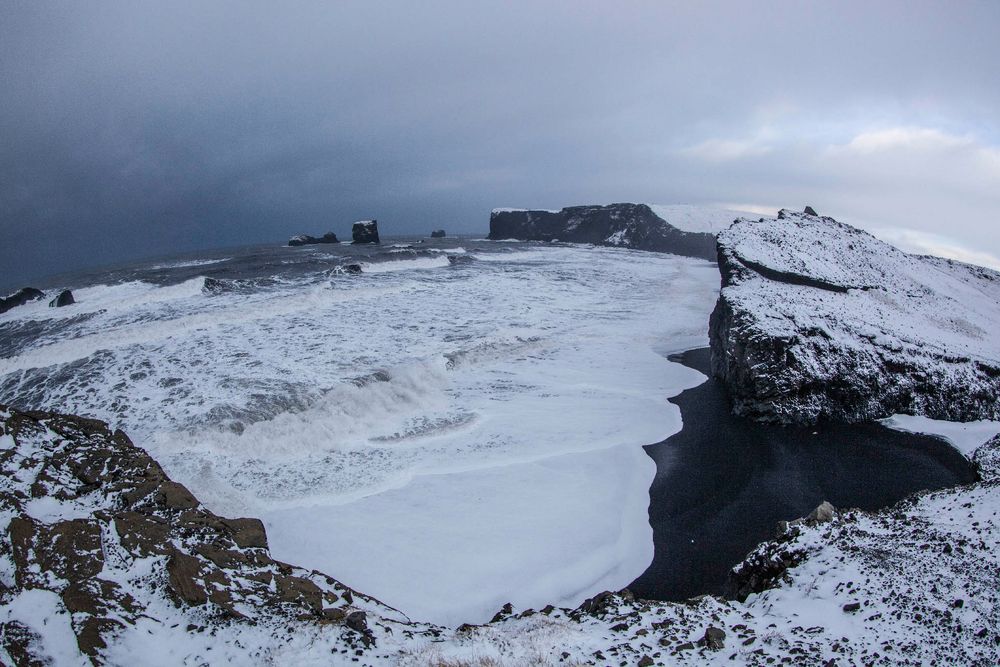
[2, 0, 999, 288]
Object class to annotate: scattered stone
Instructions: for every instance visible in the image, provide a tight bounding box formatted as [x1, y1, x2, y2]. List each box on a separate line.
[638, 656, 654, 666]
[843, 602, 862, 613]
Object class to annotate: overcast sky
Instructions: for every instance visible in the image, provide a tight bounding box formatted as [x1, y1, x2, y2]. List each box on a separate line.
[2, 0, 999, 288]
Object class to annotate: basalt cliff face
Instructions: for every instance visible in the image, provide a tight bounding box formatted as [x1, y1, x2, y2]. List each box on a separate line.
[709, 208, 1000, 425]
[488, 204, 719, 260]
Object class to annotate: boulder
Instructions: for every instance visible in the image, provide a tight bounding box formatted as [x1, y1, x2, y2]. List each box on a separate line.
[48, 289, 74, 307]
[0, 287, 44, 314]
[703, 626, 726, 649]
[352, 220, 380, 244]
[430, 229, 446, 238]
[288, 232, 339, 246]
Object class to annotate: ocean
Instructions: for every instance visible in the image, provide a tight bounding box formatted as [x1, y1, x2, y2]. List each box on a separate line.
[0, 237, 720, 624]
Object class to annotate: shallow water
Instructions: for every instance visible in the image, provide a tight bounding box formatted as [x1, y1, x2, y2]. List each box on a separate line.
[629, 347, 979, 601]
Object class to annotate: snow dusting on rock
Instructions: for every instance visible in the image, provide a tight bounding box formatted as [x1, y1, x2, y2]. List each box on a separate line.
[711, 207, 1000, 424]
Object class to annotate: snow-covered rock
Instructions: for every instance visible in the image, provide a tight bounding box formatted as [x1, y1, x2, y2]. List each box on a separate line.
[0, 405, 412, 665]
[488, 203, 731, 260]
[710, 207, 1000, 424]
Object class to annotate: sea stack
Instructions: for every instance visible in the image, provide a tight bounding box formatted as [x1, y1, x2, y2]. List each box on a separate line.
[352, 220, 380, 244]
[430, 229, 446, 238]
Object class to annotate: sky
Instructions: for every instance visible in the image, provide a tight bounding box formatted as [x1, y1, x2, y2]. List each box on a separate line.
[2, 0, 999, 288]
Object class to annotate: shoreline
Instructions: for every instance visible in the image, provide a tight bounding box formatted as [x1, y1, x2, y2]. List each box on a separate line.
[629, 346, 978, 602]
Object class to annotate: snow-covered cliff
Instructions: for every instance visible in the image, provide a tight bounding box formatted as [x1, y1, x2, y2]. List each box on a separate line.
[710, 208, 1000, 424]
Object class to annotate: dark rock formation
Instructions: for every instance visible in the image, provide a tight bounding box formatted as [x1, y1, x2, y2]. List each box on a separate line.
[0, 404, 399, 663]
[0, 287, 44, 314]
[488, 204, 718, 260]
[48, 290, 74, 308]
[352, 220, 380, 244]
[288, 232, 339, 246]
[430, 229, 446, 238]
[710, 208, 1000, 424]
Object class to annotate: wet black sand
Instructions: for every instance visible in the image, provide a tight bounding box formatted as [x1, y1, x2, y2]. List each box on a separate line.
[629, 347, 978, 601]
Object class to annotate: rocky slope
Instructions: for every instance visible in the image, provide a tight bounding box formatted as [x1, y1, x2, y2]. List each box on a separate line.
[488, 204, 729, 260]
[3, 404, 999, 665]
[710, 208, 1000, 424]
[0, 405, 418, 665]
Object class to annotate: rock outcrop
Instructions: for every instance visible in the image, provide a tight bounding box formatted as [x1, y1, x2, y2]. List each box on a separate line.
[710, 208, 1000, 424]
[288, 232, 339, 246]
[352, 220, 380, 244]
[430, 229, 446, 238]
[0, 404, 407, 664]
[0, 287, 44, 315]
[48, 290, 74, 308]
[488, 204, 719, 260]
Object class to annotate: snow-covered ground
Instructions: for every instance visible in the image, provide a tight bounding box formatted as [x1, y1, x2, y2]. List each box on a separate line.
[0, 243, 719, 625]
[884, 414, 1000, 456]
[648, 204, 757, 235]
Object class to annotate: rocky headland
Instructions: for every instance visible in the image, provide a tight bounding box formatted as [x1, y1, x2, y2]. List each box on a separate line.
[710, 208, 1000, 424]
[488, 204, 723, 260]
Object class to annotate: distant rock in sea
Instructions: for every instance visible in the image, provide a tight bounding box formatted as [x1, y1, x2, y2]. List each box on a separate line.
[48, 289, 74, 308]
[352, 220, 380, 244]
[288, 232, 339, 246]
[430, 229, 446, 238]
[487, 203, 724, 260]
[710, 207, 1000, 424]
[0, 287, 44, 314]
